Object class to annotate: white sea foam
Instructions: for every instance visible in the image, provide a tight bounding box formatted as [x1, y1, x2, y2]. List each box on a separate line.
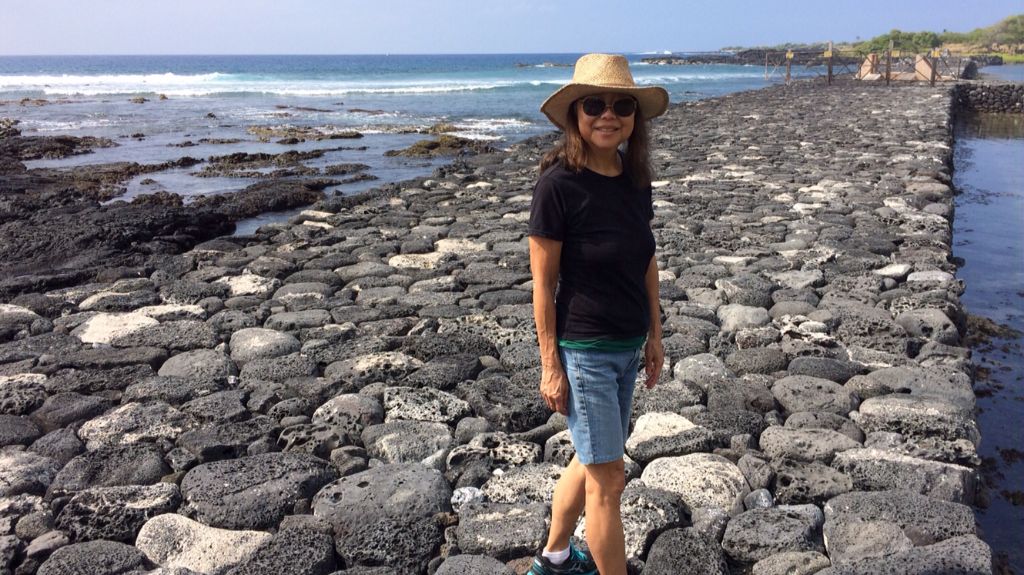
[24, 118, 117, 132]
[0, 72, 550, 97]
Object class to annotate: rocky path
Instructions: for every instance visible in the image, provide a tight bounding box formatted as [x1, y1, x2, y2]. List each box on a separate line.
[0, 80, 993, 575]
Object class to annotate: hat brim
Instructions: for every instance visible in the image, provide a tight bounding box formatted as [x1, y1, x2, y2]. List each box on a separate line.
[540, 83, 669, 130]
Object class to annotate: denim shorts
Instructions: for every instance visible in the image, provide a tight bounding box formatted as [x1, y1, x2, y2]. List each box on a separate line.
[558, 346, 643, 465]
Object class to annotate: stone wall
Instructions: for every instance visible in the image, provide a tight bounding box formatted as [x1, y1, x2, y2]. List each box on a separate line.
[953, 82, 1024, 113]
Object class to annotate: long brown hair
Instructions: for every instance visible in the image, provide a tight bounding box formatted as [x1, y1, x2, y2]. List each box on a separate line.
[539, 99, 653, 190]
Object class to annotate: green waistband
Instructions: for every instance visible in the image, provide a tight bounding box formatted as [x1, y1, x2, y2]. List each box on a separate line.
[558, 336, 646, 351]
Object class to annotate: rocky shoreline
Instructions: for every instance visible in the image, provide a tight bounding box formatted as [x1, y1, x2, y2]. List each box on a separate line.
[0, 79, 999, 574]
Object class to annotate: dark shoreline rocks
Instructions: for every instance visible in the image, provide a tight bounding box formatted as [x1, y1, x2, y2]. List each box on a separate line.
[0, 78, 1010, 574]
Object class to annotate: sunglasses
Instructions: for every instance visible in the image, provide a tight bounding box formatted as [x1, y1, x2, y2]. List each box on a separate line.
[579, 96, 637, 118]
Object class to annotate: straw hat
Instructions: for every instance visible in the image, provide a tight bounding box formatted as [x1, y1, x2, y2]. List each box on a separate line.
[541, 53, 669, 130]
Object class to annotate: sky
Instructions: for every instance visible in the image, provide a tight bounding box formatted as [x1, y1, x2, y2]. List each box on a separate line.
[1, 0, 1020, 55]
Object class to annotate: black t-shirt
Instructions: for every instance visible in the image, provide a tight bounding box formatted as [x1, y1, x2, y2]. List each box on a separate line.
[528, 162, 656, 340]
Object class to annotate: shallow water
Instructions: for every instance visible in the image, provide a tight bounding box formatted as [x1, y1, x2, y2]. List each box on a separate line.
[952, 109, 1024, 571]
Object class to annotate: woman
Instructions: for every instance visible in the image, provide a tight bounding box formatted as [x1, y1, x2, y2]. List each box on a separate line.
[527, 54, 667, 575]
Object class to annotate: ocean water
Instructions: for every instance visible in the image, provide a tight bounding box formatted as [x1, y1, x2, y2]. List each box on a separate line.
[0, 53, 807, 217]
[956, 65, 1024, 572]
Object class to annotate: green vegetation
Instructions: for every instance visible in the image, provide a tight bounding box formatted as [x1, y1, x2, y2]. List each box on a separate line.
[853, 15, 1023, 55]
[721, 14, 1023, 57]
[936, 14, 1024, 46]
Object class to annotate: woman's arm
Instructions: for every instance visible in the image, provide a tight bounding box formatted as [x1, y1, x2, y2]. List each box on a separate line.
[529, 235, 569, 414]
[643, 254, 664, 388]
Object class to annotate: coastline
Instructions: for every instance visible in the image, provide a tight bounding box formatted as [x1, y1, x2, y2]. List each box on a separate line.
[0, 78, 1008, 573]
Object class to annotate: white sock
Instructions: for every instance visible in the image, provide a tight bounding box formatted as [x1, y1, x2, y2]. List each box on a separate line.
[542, 546, 570, 565]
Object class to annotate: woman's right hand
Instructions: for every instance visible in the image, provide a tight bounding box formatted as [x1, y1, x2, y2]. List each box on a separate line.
[540, 366, 570, 415]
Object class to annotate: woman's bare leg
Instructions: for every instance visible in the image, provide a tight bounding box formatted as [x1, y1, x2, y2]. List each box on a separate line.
[545, 455, 586, 552]
[583, 459, 627, 575]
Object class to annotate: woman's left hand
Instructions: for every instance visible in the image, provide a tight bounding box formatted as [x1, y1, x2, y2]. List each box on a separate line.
[643, 336, 664, 389]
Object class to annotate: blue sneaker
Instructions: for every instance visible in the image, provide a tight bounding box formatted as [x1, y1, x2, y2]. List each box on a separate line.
[527, 541, 598, 575]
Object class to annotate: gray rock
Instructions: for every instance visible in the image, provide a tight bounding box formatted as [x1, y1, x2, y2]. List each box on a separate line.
[55, 483, 181, 543]
[434, 554, 515, 575]
[224, 527, 337, 575]
[739, 454, 774, 491]
[771, 458, 853, 505]
[239, 352, 317, 383]
[718, 304, 771, 333]
[455, 501, 547, 560]
[273, 281, 335, 302]
[744, 488, 774, 510]
[706, 378, 777, 414]
[403, 354, 483, 390]
[0, 414, 41, 447]
[158, 349, 238, 382]
[1, 534, 18, 572]
[830, 448, 976, 504]
[823, 518, 914, 567]
[482, 463, 563, 504]
[641, 453, 749, 515]
[136, 513, 271, 575]
[459, 432, 542, 467]
[180, 452, 337, 529]
[0, 375, 47, 416]
[229, 328, 301, 366]
[752, 551, 831, 575]
[46, 443, 169, 500]
[333, 515, 442, 575]
[457, 373, 550, 433]
[400, 332, 497, 361]
[787, 357, 865, 383]
[77, 401, 196, 450]
[722, 506, 825, 563]
[616, 481, 685, 562]
[895, 309, 959, 345]
[312, 394, 383, 444]
[36, 540, 146, 575]
[815, 535, 992, 575]
[823, 490, 976, 546]
[624, 412, 716, 463]
[786, 411, 865, 443]
[278, 423, 345, 459]
[769, 301, 817, 319]
[361, 420, 452, 466]
[180, 390, 249, 424]
[850, 394, 979, 446]
[27, 428, 84, 467]
[844, 366, 974, 410]
[324, 351, 423, 387]
[631, 379, 704, 423]
[454, 417, 493, 444]
[725, 347, 788, 375]
[383, 386, 470, 424]
[689, 409, 767, 446]
[643, 527, 730, 575]
[15, 510, 54, 540]
[672, 353, 732, 389]
[312, 463, 451, 530]
[122, 376, 227, 406]
[760, 426, 861, 463]
[110, 320, 218, 351]
[543, 429, 575, 466]
[265, 310, 332, 331]
[0, 450, 60, 497]
[176, 415, 279, 462]
[772, 375, 856, 416]
[30, 392, 113, 433]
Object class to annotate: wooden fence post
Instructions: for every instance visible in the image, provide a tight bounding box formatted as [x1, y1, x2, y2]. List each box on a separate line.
[827, 41, 834, 85]
[885, 40, 893, 86]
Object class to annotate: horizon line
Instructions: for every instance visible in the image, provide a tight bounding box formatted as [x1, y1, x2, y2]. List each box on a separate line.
[0, 50, 736, 58]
